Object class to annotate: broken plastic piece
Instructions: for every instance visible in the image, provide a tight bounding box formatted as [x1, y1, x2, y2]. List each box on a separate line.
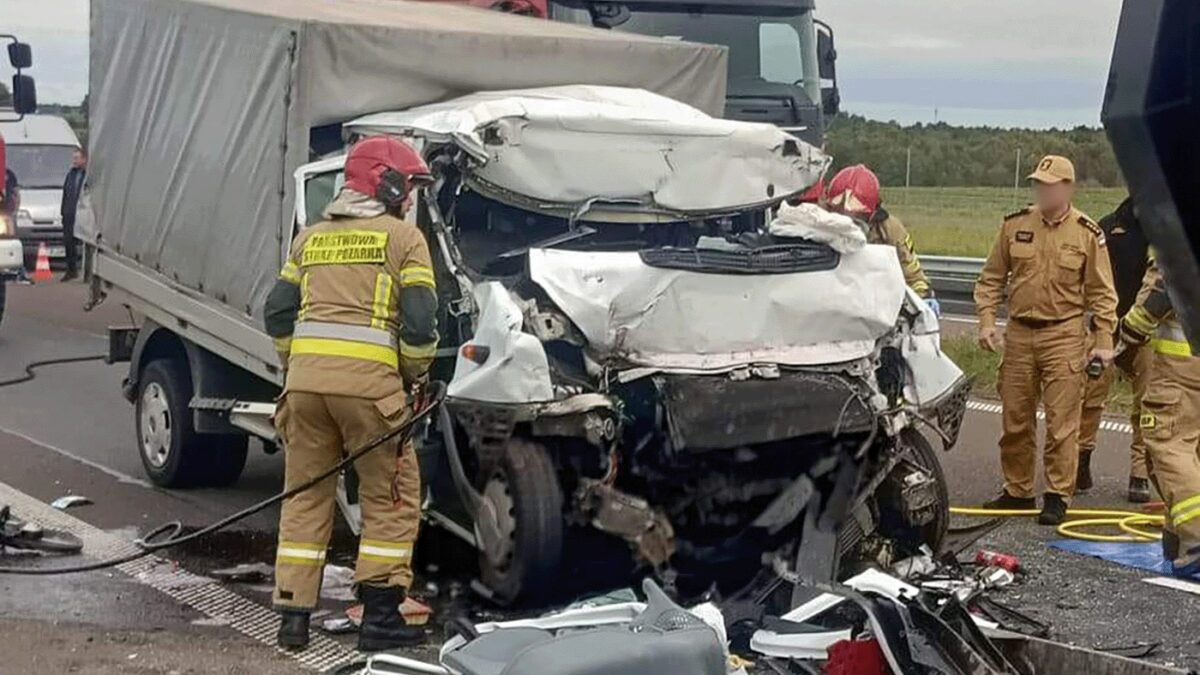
[322, 617, 357, 635]
[50, 495, 92, 510]
[825, 638, 889, 675]
[211, 562, 273, 583]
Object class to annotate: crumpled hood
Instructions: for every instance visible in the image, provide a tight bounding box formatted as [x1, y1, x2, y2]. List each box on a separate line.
[528, 246, 907, 371]
[345, 85, 828, 216]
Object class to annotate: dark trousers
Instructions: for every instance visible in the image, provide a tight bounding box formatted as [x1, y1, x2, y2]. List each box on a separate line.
[63, 219, 77, 273]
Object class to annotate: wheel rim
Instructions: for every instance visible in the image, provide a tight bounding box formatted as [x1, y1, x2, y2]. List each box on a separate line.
[139, 382, 172, 469]
[478, 473, 518, 572]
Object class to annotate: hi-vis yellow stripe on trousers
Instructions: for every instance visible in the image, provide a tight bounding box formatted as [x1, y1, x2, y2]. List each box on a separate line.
[371, 272, 394, 330]
[358, 539, 413, 564]
[1172, 494, 1200, 528]
[277, 541, 327, 567]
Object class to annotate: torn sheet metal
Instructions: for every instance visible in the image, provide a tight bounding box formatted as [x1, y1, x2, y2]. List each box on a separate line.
[529, 245, 906, 370]
[345, 86, 828, 216]
[448, 282, 555, 404]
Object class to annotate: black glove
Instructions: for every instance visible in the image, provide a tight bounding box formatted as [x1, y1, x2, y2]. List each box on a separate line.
[1118, 317, 1151, 347]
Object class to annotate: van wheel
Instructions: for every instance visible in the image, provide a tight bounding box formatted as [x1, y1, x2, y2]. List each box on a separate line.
[136, 358, 247, 487]
[476, 438, 564, 605]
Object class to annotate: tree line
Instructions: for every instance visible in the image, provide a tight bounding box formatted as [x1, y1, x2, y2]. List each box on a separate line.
[825, 114, 1122, 188]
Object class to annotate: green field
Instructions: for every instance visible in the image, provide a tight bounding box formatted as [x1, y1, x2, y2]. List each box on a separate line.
[882, 187, 1128, 257]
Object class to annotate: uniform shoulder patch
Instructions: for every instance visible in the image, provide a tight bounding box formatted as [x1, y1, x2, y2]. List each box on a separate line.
[1077, 215, 1106, 245]
[1004, 206, 1032, 221]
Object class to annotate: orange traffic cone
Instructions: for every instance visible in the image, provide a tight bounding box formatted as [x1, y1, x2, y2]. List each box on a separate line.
[32, 242, 53, 282]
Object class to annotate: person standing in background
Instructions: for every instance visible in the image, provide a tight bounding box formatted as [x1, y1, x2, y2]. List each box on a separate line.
[60, 147, 87, 282]
[1076, 197, 1153, 503]
[974, 155, 1118, 525]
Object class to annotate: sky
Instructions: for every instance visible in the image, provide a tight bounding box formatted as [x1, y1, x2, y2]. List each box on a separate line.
[0, 0, 1124, 129]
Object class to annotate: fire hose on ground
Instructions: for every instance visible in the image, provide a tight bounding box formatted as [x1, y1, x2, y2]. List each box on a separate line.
[0, 354, 447, 575]
[950, 506, 1166, 543]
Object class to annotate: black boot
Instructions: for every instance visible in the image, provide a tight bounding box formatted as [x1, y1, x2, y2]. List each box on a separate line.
[357, 585, 424, 652]
[277, 609, 310, 649]
[1076, 449, 1094, 492]
[982, 491, 1037, 511]
[1038, 493, 1068, 525]
[1128, 477, 1152, 503]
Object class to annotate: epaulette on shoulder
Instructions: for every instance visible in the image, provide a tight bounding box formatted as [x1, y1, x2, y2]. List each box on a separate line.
[1004, 206, 1032, 221]
[1077, 215, 1103, 238]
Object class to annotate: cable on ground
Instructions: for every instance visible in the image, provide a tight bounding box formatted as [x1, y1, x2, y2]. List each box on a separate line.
[0, 353, 446, 575]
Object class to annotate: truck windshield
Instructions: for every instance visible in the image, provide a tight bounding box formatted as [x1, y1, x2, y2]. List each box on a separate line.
[7, 145, 76, 189]
[552, 7, 821, 105]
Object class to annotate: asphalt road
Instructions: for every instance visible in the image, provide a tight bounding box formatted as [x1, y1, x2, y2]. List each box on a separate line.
[1, 281, 1196, 671]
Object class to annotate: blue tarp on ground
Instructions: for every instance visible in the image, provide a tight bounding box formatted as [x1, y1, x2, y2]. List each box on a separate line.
[1048, 539, 1199, 578]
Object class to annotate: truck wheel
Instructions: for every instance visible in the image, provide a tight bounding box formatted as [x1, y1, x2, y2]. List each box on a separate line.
[136, 358, 247, 487]
[476, 438, 564, 605]
[889, 429, 950, 555]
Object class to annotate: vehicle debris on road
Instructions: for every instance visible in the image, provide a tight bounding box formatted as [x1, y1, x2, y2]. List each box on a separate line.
[50, 494, 92, 510]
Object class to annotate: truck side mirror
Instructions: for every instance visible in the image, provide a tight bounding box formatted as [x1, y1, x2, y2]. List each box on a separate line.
[815, 21, 839, 118]
[7, 42, 31, 70]
[12, 75, 37, 115]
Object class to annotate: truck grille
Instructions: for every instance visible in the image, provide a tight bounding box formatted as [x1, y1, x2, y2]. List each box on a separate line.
[639, 243, 838, 275]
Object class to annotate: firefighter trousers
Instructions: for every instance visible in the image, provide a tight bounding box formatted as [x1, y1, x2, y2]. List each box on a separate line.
[1080, 339, 1151, 480]
[998, 318, 1087, 500]
[1139, 351, 1200, 571]
[272, 391, 422, 610]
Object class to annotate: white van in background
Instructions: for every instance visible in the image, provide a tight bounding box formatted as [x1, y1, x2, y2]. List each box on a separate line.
[0, 115, 82, 266]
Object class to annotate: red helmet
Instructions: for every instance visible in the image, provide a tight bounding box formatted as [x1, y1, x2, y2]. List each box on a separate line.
[826, 164, 881, 216]
[343, 136, 432, 200]
[796, 178, 826, 204]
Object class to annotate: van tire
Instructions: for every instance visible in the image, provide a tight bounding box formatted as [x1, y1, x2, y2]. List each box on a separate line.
[136, 358, 247, 488]
[477, 438, 564, 605]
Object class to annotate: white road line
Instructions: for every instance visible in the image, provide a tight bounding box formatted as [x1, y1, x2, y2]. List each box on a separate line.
[0, 421, 153, 488]
[966, 399, 1134, 435]
[0, 480, 360, 672]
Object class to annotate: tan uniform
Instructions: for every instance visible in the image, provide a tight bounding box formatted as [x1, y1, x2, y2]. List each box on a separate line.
[1123, 259, 1200, 571]
[264, 210, 438, 610]
[868, 209, 931, 297]
[975, 205, 1118, 499]
[1079, 335, 1151, 479]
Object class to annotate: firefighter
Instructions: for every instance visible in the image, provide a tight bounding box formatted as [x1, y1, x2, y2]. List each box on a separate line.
[1119, 256, 1200, 577]
[1077, 197, 1152, 502]
[825, 164, 938, 313]
[263, 136, 439, 651]
[975, 155, 1118, 525]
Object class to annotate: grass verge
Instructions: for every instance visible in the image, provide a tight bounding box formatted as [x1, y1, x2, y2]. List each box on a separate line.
[942, 333, 1135, 415]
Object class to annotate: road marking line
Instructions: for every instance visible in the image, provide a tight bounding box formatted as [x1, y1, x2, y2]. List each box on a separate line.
[967, 400, 1134, 435]
[0, 422, 153, 488]
[0, 480, 360, 672]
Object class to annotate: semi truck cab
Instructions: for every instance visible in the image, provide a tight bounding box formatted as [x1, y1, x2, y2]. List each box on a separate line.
[551, 0, 838, 145]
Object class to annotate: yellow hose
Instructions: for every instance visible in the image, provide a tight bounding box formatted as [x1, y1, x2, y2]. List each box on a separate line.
[949, 506, 1165, 543]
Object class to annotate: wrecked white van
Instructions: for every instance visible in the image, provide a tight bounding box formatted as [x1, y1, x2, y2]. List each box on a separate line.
[299, 85, 970, 604]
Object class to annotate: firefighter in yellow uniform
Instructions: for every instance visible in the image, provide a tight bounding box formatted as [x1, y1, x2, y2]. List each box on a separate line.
[825, 164, 938, 311]
[1119, 255, 1200, 577]
[263, 136, 439, 651]
[974, 155, 1118, 525]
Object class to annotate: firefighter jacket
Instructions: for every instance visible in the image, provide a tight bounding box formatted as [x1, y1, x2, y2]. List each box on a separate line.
[263, 196, 438, 400]
[1124, 255, 1191, 359]
[974, 205, 1118, 349]
[867, 208, 931, 297]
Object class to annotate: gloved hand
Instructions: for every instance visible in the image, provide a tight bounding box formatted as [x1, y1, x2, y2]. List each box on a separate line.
[924, 297, 942, 317]
[1118, 317, 1151, 347]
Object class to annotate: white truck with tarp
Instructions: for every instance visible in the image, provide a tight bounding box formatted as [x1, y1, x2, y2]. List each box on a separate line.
[80, 0, 728, 486]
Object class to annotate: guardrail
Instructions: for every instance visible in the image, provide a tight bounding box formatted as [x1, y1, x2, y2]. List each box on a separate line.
[924, 255, 984, 298]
